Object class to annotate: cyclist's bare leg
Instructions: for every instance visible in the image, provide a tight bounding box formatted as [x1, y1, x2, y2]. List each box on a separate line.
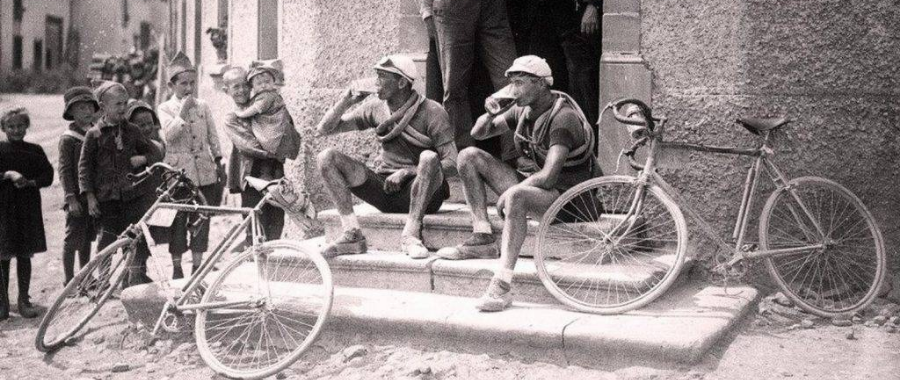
[404, 150, 445, 238]
[317, 148, 369, 220]
[498, 184, 559, 271]
[457, 147, 519, 231]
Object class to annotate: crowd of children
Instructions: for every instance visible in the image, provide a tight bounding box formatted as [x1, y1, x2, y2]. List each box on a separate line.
[0, 50, 298, 321]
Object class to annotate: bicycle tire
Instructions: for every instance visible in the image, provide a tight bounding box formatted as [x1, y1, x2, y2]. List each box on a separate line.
[35, 238, 133, 352]
[535, 175, 688, 314]
[194, 239, 333, 379]
[760, 176, 886, 317]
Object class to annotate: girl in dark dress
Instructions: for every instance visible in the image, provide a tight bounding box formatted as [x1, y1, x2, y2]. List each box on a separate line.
[0, 108, 54, 320]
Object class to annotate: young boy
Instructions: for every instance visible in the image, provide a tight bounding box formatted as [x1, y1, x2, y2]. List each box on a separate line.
[233, 59, 300, 178]
[79, 80, 162, 287]
[1, 107, 54, 319]
[58, 87, 100, 286]
[156, 52, 224, 279]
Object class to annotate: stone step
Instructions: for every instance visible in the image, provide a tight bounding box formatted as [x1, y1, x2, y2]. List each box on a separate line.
[121, 277, 758, 368]
[292, 237, 693, 305]
[320, 202, 658, 258]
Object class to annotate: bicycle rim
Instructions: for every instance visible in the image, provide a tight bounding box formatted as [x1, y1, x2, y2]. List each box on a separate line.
[195, 240, 333, 379]
[35, 238, 131, 352]
[760, 176, 886, 317]
[535, 175, 687, 314]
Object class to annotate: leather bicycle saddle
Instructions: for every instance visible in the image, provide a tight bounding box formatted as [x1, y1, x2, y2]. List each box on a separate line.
[736, 117, 790, 135]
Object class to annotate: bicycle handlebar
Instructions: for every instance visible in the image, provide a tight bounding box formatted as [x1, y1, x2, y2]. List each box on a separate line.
[126, 162, 179, 183]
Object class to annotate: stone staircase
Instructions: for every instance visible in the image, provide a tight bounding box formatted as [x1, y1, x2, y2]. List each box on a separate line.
[122, 198, 759, 369]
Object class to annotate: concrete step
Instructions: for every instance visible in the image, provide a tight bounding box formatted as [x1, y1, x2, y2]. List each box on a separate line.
[446, 176, 498, 204]
[294, 237, 693, 305]
[321, 202, 657, 258]
[121, 277, 758, 368]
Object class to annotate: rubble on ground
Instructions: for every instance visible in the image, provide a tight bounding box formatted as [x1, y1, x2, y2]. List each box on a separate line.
[756, 292, 900, 332]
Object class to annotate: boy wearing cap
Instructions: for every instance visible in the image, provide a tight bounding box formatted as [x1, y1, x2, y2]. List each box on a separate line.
[58, 87, 100, 285]
[79, 80, 162, 286]
[316, 55, 458, 259]
[438, 55, 599, 312]
[156, 52, 224, 279]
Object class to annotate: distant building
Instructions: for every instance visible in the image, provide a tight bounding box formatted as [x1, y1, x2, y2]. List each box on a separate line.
[0, 0, 168, 80]
[0, 0, 69, 73]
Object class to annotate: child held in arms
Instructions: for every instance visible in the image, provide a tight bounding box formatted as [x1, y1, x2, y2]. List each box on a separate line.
[233, 59, 301, 179]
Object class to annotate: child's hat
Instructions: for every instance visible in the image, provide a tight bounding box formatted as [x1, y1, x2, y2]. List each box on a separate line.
[91, 79, 128, 101]
[125, 99, 160, 126]
[63, 86, 100, 121]
[374, 55, 418, 83]
[247, 59, 284, 85]
[167, 51, 196, 83]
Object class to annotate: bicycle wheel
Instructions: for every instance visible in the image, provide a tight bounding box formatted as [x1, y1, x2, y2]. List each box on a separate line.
[35, 238, 134, 352]
[535, 175, 688, 314]
[760, 176, 886, 317]
[195, 239, 333, 379]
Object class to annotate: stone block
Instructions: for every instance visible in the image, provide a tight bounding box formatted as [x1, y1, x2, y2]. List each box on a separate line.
[597, 56, 652, 174]
[604, 0, 641, 14]
[398, 15, 430, 53]
[602, 13, 641, 53]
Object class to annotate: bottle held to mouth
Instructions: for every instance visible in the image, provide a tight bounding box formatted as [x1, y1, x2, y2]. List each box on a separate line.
[484, 84, 516, 115]
[350, 77, 378, 97]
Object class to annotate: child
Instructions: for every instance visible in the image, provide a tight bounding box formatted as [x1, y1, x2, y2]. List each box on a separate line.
[0, 107, 54, 319]
[58, 87, 100, 286]
[79, 80, 162, 287]
[234, 59, 301, 179]
[156, 52, 224, 279]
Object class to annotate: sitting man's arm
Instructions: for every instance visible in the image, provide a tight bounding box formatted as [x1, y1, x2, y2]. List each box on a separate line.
[435, 142, 458, 178]
[471, 108, 517, 140]
[316, 89, 373, 136]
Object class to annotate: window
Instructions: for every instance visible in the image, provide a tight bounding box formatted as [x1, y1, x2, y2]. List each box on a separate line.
[33, 39, 43, 71]
[13, 0, 25, 22]
[258, 0, 278, 59]
[218, 0, 229, 27]
[45, 16, 64, 70]
[13, 35, 23, 70]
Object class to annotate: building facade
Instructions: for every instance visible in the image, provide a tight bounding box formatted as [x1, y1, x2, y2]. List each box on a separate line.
[0, 0, 167, 81]
[0, 0, 69, 73]
[187, 0, 898, 262]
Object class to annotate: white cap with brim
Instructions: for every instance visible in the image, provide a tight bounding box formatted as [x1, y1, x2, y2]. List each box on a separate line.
[505, 55, 554, 86]
[374, 55, 418, 83]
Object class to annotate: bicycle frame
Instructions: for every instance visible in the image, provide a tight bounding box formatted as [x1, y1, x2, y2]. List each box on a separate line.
[119, 177, 276, 335]
[619, 119, 828, 267]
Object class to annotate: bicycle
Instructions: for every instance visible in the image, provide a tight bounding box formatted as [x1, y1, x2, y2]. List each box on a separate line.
[534, 98, 886, 317]
[36, 162, 332, 380]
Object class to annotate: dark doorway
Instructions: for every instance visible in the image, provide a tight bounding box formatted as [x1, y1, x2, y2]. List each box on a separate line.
[45, 16, 64, 69]
[140, 22, 152, 50]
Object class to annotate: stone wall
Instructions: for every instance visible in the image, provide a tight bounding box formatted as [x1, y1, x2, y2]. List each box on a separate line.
[198, 0, 428, 234]
[638, 0, 900, 262]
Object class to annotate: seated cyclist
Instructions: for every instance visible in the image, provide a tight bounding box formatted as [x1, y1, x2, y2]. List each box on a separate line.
[436, 55, 601, 312]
